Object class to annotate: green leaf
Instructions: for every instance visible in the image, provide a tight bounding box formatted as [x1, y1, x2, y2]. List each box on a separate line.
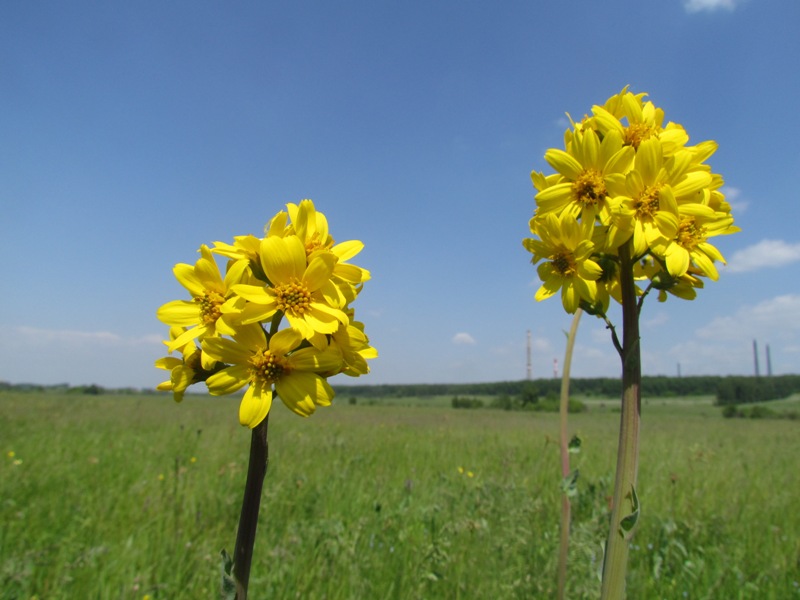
[618, 485, 640, 539]
[568, 434, 582, 454]
[220, 549, 237, 600]
[560, 469, 579, 498]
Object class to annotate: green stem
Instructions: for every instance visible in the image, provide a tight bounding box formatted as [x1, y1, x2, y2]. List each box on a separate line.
[233, 415, 270, 600]
[558, 308, 582, 600]
[600, 240, 642, 600]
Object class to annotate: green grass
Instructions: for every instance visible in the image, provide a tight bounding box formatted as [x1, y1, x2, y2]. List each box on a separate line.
[1, 392, 799, 599]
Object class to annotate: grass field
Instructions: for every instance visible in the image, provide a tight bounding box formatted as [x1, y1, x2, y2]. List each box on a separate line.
[1, 391, 799, 599]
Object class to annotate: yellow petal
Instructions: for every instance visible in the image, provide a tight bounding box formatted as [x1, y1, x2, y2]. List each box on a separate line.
[239, 384, 272, 428]
[269, 327, 303, 356]
[302, 253, 336, 292]
[260, 235, 305, 284]
[157, 300, 200, 326]
[207, 364, 251, 396]
[544, 149, 583, 180]
[276, 372, 334, 417]
[331, 240, 364, 262]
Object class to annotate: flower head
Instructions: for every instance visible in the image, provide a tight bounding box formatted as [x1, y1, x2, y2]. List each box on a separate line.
[524, 88, 738, 313]
[535, 128, 634, 225]
[524, 212, 603, 313]
[156, 199, 374, 427]
[203, 324, 342, 426]
[156, 246, 251, 353]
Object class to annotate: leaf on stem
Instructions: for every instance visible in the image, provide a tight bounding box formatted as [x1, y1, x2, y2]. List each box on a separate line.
[561, 469, 580, 498]
[618, 484, 640, 540]
[220, 549, 237, 600]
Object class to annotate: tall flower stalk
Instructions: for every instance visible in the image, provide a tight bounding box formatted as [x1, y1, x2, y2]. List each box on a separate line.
[557, 308, 582, 600]
[523, 88, 739, 598]
[155, 199, 376, 598]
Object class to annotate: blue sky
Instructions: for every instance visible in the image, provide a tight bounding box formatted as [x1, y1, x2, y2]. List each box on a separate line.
[2, 0, 799, 389]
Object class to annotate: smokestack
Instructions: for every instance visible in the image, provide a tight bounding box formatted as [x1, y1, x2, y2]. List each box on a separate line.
[753, 339, 760, 377]
[766, 344, 773, 377]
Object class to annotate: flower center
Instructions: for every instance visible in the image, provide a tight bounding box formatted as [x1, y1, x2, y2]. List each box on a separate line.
[553, 252, 577, 277]
[249, 349, 287, 385]
[676, 217, 707, 250]
[275, 280, 311, 315]
[304, 232, 332, 257]
[196, 291, 225, 325]
[634, 184, 662, 220]
[624, 122, 656, 149]
[572, 169, 606, 207]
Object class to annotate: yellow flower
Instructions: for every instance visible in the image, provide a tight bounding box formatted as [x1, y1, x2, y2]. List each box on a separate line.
[328, 319, 378, 377]
[211, 234, 262, 264]
[637, 257, 705, 302]
[232, 235, 349, 339]
[605, 138, 682, 255]
[155, 326, 223, 401]
[287, 200, 372, 304]
[202, 324, 343, 427]
[592, 87, 689, 154]
[652, 204, 739, 280]
[523, 212, 602, 313]
[535, 127, 634, 225]
[156, 245, 250, 353]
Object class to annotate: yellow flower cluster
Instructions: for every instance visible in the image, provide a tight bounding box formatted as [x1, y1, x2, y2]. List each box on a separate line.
[155, 200, 376, 427]
[523, 87, 739, 314]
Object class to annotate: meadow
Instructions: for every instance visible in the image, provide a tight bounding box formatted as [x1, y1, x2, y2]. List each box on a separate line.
[1, 391, 798, 599]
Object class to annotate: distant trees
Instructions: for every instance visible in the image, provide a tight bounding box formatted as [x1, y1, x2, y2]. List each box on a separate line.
[714, 375, 800, 406]
[334, 375, 776, 402]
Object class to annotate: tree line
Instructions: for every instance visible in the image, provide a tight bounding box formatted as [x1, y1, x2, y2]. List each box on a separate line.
[335, 374, 800, 405]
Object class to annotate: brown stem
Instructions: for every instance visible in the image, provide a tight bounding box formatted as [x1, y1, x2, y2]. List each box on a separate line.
[233, 415, 270, 600]
[600, 240, 642, 600]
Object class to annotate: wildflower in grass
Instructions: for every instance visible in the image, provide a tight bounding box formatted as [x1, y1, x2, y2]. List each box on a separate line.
[523, 89, 738, 599]
[6, 451, 14, 458]
[155, 200, 374, 599]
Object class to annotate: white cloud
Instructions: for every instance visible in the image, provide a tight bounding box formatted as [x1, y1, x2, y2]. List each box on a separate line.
[726, 239, 800, 273]
[683, 0, 738, 13]
[452, 332, 476, 345]
[0, 326, 165, 387]
[695, 294, 800, 341]
[11, 326, 161, 347]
